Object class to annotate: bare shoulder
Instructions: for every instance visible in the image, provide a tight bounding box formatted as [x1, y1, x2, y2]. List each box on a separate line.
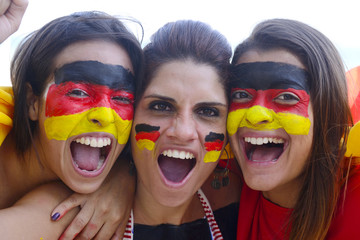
[0, 181, 78, 239]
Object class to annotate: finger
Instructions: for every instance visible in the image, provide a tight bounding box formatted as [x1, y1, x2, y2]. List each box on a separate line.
[51, 194, 86, 221]
[110, 223, 127, 240]
[77, 202, 121, 240]
[59, 204, 94, 240]
[74, 213, 106, 240]
[92, 219, 123, 240]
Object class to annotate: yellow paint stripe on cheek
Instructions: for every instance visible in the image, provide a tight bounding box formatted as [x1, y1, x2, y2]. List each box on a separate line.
[204, 150, 221, 163]
[44, 107, 132, 144]
[227, 106, 311, 136]
[136, 139, 155, 151]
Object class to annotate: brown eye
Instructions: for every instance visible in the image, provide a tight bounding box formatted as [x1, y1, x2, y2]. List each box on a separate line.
[149, 101, 172, 112]
[66, 89, 89, 98]
[231, 90, 252, 103]
[197, 107, 219, 117]
[112, 96, 132, 104]
[274, 92, 300, 105]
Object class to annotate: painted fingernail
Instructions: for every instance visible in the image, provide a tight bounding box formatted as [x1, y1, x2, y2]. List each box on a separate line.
[51, 212, 60, 221]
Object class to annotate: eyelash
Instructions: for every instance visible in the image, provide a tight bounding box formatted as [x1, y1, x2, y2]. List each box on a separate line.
[231, 90, 252, 103]
[112, 96, 133, 105]
[196, 107, 219, 117]
[273, 92, 300, 105]
[148, 100, 219, 119]
[149, 101, 173, 112]
[66, 88, 89, 98]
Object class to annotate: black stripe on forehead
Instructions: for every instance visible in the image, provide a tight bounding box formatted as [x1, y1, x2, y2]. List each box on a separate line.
[54, 61, 135, 92]
[230, 62, 310, 93]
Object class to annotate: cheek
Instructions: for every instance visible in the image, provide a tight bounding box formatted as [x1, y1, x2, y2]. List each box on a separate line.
[133, 122, 161, 151]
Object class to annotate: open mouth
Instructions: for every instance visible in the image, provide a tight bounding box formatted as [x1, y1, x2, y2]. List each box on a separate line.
[158, 150, 196, 183]
[70, 136, 111, 172]
[244, 137, 284, 162]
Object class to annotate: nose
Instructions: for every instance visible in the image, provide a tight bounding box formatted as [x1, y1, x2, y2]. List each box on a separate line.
[168, 113, 197, 142]
[87, 107, 115, 127]
[246, 105, 273, 125]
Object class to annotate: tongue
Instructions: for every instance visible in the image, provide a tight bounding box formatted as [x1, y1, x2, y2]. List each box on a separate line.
[250, 145, 283, 162]
[71, 142, 101, 171]
[158, 155, 195, 183]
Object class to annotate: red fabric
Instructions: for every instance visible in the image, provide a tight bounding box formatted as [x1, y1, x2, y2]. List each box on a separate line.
[236, 182, 292, 240]
[326, 165, 360, 239]
[237, 165, 360, 239]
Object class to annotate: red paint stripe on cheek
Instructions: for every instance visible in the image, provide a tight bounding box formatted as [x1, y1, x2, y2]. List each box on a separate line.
[135, 131, 160, 142]
[205, 140, 224, 151]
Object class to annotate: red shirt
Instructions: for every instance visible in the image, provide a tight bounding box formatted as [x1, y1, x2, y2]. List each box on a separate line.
[237, 165, 360, 239]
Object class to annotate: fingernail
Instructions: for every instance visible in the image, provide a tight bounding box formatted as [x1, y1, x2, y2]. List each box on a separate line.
[51, 212, 60, 221]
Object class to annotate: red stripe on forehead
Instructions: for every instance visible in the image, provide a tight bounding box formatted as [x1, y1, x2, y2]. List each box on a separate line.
[229, 88, 310, 117]
[46, 82, 134, 120]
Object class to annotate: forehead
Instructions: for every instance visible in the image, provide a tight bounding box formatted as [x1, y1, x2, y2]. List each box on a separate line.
[236, 48, 305, 70]
[54, 40, 134, 73]
[145, 60, 227, 102]
[230, 62, 310, 93]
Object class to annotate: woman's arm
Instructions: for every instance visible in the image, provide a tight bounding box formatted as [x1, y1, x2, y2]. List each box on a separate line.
[51, 157, 136, 240]
[0, 181, 78, 239]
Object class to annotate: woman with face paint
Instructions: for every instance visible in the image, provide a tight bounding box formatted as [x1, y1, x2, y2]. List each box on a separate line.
[0, 11, 143, 239]
[123, 20, 240, 240]
[228, 18, 359, 239]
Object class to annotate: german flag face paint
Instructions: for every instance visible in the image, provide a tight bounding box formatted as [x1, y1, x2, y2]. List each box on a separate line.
[227, 62, 311, 136]
[44, 61, 135, 144]
[134, 123, 160, 151]
[204, 132, 225, 163]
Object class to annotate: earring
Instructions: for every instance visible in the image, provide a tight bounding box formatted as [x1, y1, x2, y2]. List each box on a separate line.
[129, 159, 136, 176]
[211, 148, 230, 189]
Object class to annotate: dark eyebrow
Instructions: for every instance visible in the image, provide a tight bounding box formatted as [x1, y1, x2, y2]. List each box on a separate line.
[144, 94, 227, 108]
[194, 102, 227, 109]
[143, 94, 176, 103]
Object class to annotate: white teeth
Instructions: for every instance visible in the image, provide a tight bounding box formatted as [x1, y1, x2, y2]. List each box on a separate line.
[75, 137, 111, 148]
[161, 149, 194, 159]
[244, 137, 284, 145]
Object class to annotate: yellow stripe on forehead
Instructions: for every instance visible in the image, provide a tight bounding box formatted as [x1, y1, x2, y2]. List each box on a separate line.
[227, 106, 311, 136]
[44, 107, 132, 144]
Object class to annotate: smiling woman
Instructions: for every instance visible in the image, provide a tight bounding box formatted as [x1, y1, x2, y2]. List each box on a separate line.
[229, 18, 359, 239]
[125, 19, 239, 240]
[0, 11, 143, 239]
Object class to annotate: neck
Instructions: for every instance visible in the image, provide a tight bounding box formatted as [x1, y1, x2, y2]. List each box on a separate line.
[133, 184, 204, 225]
[262, 177, 302, 208]
[0, 133, 57, 208]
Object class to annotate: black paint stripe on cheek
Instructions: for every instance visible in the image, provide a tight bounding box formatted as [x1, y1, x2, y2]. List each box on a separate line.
[135, 123, 160, 133]
[205, 132, 225, 142]
[54, 61, 135, 92]
[230, 62, 310, 93]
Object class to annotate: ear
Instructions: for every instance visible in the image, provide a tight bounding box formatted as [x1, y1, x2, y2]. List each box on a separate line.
[27, 83, 40, 121]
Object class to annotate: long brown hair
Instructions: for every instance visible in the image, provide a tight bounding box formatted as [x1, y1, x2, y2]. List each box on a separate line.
[233, 19, 352, 239]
